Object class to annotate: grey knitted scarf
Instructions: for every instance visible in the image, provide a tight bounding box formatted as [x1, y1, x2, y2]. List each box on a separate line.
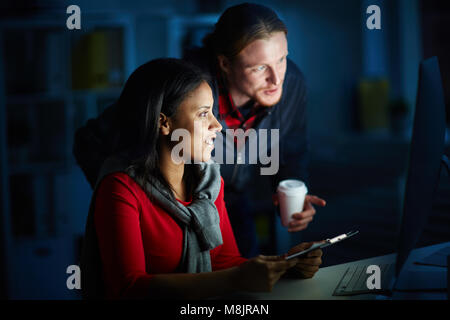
[81, 156, 223, 299]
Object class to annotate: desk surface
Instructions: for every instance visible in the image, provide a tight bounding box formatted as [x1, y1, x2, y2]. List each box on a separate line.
[226, 241, 449, 300]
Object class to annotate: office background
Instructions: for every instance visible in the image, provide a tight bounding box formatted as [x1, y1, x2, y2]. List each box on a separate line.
[0, 0, 449, 299]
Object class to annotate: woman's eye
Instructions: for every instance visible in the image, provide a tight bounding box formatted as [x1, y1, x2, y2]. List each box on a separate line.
[199, 111, 208, 117]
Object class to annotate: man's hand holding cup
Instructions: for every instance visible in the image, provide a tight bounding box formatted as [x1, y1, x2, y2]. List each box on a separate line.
[273, 180, 326, 232]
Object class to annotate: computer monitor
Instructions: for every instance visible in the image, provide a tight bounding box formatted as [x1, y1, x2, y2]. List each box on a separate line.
[331, 57, 449, 297]
[395, 56, 448, 279]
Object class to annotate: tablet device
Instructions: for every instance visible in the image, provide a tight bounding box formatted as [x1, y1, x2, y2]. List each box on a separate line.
[285, 230, 359, 260]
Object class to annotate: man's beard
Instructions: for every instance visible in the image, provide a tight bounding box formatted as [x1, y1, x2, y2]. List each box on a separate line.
[254, 87, 283, 107]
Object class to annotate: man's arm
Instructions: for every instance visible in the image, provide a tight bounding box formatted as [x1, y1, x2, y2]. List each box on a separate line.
[73, 103, 119, 188]
[270, 61, 326, 232]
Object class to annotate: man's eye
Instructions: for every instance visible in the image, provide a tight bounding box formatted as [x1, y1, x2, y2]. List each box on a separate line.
[255, 65, 266, 72]
[279, 57, 285, 63]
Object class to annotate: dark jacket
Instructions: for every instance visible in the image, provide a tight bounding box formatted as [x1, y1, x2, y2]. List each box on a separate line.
[73, 47, 309, 194]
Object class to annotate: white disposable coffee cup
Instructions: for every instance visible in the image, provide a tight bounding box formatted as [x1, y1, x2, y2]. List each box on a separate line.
[277, 179, 308, 227]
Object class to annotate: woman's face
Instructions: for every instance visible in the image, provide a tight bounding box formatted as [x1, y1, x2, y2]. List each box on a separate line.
[167, 81, 222, 163]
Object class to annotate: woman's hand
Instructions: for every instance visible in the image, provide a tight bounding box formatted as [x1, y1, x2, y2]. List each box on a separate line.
[234, 255, 298, 292]
[285, 242, 323, 278]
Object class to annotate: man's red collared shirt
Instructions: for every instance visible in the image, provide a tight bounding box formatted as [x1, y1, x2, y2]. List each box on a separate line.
[217, 75, 268, 131]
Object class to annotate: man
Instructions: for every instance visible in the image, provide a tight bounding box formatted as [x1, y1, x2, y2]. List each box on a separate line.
[73, 3, 325, 258]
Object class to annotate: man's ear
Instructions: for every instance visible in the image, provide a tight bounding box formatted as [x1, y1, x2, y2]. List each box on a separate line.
[159, 113, 171, 136]
[217, 55, 230, 74]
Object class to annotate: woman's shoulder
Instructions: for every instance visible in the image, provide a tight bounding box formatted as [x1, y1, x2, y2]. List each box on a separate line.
[98, 171, 136, 186]
[96, 172, 146, 201]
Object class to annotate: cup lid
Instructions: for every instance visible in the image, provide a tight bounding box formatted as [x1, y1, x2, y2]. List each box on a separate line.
[277, 179, 307, 195]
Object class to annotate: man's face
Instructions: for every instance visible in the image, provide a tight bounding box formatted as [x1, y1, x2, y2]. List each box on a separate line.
[223, 31, 288, 107]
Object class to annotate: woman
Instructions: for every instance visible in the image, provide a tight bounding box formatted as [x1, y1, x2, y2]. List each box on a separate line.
[81, 58, 322, 299]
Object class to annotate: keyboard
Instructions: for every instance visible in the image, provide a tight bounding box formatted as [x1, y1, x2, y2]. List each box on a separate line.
[333, 263, 395, 296]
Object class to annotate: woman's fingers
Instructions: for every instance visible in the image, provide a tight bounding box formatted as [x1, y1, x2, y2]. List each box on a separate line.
[295, 256, 322, 267]
[306, 248, 323, 258]
[260, 256, 298, 271]
[294, 264, 320, 272]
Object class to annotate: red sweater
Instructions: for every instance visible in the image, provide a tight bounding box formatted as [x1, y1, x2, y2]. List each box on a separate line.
[94, 172, 247, 298]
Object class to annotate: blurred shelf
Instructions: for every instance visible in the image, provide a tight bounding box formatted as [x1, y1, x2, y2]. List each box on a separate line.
[167, 14, 219, 58]
[0, 12, 135, 29]
[0, 9, 141, 300]
[0, 13, 136, 263]
[6, 88, 122, 104]
[6, 92, 70, 104]
[71, 87, 122, 99]
[8, 161, 68, 175]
